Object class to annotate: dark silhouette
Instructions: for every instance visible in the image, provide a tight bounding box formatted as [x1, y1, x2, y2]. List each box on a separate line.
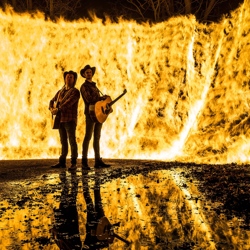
[49, 71, 80, 171]
[51, 171, 81, 249]
[82, 171, 109, 249]
[82, 170, 130, 249]
[51, 170, 130, 249]
[80, 65, 111, 170]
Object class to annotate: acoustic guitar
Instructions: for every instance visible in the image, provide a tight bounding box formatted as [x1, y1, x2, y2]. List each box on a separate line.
[50, 89, 62, 129]
[96, 216, 130, 245]
[51, 103, 61, 129]
[89, 89, 127, 123]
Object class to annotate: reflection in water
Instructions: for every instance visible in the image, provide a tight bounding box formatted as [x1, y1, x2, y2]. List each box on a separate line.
[0, 169, 249, 249]
[51, 171, 81, 249]
[82, 171, 130, 249]
[82, 172, 110, 249]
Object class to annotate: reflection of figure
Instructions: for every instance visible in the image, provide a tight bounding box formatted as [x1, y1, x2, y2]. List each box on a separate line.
[82, 171, 130, 249]
[82, 172, 110, 249]
[80, 65, 111, 170]
[49, 71, 80, 171]
[51, 171, 130, 249]
[51, 171, 81, 249]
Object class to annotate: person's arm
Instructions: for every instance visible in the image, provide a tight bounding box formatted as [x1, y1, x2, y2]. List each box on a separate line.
[59, 88, 80, 112]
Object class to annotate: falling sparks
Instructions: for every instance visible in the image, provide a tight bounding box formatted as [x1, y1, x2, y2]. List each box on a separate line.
[0, 1, 250, 163]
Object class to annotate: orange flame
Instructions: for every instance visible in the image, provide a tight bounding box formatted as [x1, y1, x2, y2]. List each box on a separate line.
[0, 1, 250, 164]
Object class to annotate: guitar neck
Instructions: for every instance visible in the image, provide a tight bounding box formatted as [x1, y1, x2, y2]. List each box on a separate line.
[113, 233, 130, 245]
[109, 92, 126, 106]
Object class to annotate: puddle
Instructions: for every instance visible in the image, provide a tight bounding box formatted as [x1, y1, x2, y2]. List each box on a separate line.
[0, 168, 249, 249]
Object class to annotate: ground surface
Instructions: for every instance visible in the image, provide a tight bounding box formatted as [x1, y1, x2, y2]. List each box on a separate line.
[0, 159, 249, 249]
[0, 159, 249, 225]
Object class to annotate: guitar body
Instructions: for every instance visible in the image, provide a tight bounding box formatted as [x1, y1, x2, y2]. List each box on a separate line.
[89, 89, 127, 123]
[96, 216, 130, 245]
[89, 96, 113, 123]
[96, 216, 114, 243]
[51, 112, 61, 129]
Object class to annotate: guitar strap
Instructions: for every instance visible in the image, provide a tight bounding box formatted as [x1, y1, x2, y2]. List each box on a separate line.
[96, 86, 104, 96]
[83, 81, 104, 98]
[59, 87, 75, 105]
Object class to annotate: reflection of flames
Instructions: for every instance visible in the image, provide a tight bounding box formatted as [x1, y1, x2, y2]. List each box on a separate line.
[0, 2, 250, 163]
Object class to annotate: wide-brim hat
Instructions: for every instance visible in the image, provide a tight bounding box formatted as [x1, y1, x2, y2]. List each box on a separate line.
[63, 70, 77, 85]
[80, 65, 96, 78]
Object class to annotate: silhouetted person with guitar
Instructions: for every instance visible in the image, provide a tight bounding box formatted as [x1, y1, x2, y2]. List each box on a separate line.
[49, 71, 80, 171]
[82, 171, 130, 248]
[80, 65, 111, 170]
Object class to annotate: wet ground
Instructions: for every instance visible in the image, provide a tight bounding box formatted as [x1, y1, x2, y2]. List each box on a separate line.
[0, 159, 249, 250]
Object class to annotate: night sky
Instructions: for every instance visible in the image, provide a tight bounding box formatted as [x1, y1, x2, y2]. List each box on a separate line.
[77, 0, 245, 22]
[0, 0, 245, 23]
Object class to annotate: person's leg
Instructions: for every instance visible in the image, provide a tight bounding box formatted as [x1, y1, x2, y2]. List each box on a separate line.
[82, 114, 94, 169]
[65, 121, 78, 170]
[93, 122, 102, 160]
[52, 171, 81, 249]
[94, 176, 105, 219]
[51, 124, 67, 168]
[93, 122, 110, 168]
[82, 174, 97, 246]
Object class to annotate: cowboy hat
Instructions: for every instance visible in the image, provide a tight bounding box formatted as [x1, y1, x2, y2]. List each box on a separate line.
[63, 70, 78, 85]
[80, 65, 96, 78]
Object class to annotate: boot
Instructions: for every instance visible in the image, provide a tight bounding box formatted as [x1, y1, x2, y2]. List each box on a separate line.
[51, 163, 66, 168]
[82, 158, 91, 170]
[68, 158, 77, 171]
[51, 157, 66, 168]
[94, 158, 110, 169]
[68, 164, 77, 171]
